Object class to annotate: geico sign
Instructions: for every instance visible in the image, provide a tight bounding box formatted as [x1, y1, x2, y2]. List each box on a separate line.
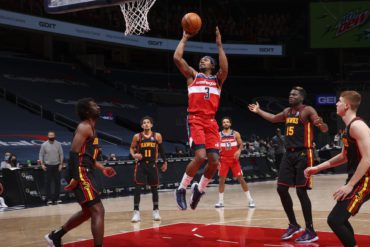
[39, 21, 56, 29]
[317, 96, 336, 105]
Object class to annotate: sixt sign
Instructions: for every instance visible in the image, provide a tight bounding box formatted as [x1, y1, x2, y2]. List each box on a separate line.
[316, 95, 337, 106]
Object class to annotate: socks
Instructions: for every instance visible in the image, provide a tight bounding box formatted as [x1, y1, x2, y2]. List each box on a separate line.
[219, 193, 224, 203]
[178, 173, 193, 190]
[198, 175, 210, 192]
[245, 191, 253, 201]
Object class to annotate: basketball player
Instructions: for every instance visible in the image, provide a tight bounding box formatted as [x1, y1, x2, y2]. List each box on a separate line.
[45, 98, 116, 247]
[215, 116, 255, 209]
[248, 86, 328, 243]
[173, 26, 228, 210]
[305, 91, 370, 247]
[130, 116, 168, 222]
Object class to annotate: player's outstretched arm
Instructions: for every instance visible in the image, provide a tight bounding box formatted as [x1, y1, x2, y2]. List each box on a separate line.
[248, 102, 286, 123]
[173, 31, 197, 84]
[304, 149, 347, 178]
[215, 27, 228, 84]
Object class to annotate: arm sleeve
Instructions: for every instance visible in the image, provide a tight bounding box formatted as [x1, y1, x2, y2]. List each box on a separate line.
[39, 144, 45, 161]
[158, 143, 167, 162]
[59, 143, 64, 163]
[68, 151, 80, 181]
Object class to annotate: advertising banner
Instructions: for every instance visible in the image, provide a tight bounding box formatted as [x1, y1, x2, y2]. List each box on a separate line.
[311, 1, 370, 48]
[0, 10, 283, 55]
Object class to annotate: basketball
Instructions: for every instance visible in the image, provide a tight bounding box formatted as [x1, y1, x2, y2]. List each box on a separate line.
[181, 12, 202, 34]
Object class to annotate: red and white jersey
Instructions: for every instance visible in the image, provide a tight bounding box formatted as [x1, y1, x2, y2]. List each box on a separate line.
[220, 130, 239, 157]
[188, 73, 221, 118]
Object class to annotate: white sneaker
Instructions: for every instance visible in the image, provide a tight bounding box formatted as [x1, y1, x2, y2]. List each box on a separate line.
[0, 198, 7, 208]
[248, 200, 256, 208]
[131, 210, 141, 223]
[215, 202, 224, 208]
[152, 209, 161, 221]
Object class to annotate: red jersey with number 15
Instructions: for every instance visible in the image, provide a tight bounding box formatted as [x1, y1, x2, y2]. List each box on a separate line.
[188, 73, 221, 117]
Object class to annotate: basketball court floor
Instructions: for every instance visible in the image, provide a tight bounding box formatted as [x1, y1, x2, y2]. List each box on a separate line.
[1, 174, 370, 246]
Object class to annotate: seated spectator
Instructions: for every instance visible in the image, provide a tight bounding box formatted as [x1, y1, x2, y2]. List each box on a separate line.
[312, 142, 320, 164]
[0, 152, 11, 170]
[109, 153, 117, 161]
[8, 154, 19, 168]
[333, 129, 343, 148]
[320, 141, 341, 151]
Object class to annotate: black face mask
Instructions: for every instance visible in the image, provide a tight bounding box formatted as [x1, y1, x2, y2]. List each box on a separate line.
[48, 138, 55, 142]
[11, 159, 17, 165]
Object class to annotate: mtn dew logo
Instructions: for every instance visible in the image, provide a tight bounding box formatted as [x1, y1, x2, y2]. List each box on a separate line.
[336, 9, 370, 36]
[311, 2, 370, 48]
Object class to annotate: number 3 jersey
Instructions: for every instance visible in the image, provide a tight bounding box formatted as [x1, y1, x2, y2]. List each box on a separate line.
[284, 105, 313, 149]
[188, 73, 221, 118]
[220, 130, 238, 157]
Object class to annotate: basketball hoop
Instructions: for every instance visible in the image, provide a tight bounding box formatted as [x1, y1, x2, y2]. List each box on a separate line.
[120, 0, 156, 36]
[44, 0, 156, 36]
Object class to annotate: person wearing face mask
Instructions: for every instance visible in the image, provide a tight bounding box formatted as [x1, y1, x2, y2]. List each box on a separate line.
[8, 154, 19, 168]
[39, 131, 64, 205]
[0, 152, 12, 170]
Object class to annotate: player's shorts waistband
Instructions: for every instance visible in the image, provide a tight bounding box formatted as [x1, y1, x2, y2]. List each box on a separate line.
[138, 160, 156, 164]
[286, 147, 311, 152]
[188, 114, 215, 119]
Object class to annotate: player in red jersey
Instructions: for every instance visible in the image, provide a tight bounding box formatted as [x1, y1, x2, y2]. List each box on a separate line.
[173, 27, 228, 210]
[215, 116, 255, 209]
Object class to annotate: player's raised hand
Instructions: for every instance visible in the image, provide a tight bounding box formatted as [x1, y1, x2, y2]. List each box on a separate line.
[248, 102, 260, 113]
[215, 26, 222, 46]
[102, 167, 116, 177]
[183, 30, 196, 40]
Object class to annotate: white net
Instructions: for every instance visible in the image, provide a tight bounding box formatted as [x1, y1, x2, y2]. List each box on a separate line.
[120, 0, 156, 35]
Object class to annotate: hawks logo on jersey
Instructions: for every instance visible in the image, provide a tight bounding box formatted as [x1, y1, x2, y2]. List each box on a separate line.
[220, 130, 238, 157]
[188, 73, 221, 117]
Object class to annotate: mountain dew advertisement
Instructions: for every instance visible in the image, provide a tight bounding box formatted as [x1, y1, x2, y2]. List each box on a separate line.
[311, 1, 370, 48]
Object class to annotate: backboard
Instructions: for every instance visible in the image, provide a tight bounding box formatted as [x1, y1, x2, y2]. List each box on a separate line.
[44, 0, 128, 13]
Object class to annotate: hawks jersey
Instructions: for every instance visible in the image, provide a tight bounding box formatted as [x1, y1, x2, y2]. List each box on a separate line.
[284, 106, 313, 149]
[79, 132, 100, 169]
[137, 132, 158, 163]
[188, 73, 221, 117]
[220, 130, 239, 157]
[342, 117, 365, 176]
